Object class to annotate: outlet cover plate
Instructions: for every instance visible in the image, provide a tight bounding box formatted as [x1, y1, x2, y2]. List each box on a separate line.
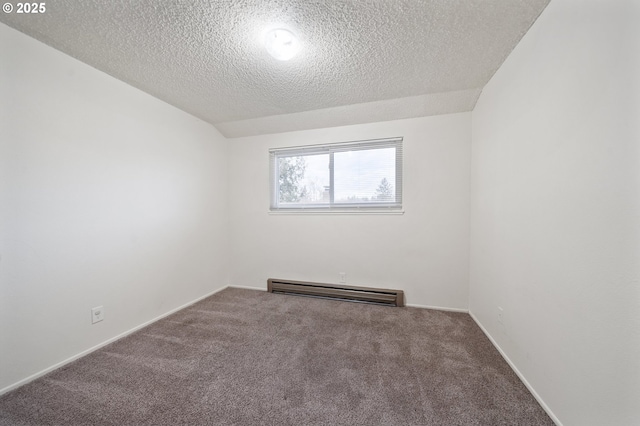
[92, 306, 104, 324]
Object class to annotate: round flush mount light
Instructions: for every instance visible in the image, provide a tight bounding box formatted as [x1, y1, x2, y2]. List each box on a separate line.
[264, 28, 300, 61]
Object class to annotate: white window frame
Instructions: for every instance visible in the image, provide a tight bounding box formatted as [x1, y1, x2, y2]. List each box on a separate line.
[269, 137, 403, 214]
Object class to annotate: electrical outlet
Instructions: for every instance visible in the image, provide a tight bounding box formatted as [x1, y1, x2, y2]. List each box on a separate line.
[339, 272, 347, 283]
[91, 306, 104, 324]
[497, 306, 504, 324]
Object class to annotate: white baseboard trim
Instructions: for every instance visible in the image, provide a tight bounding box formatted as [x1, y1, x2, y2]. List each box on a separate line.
[468, 311, 563, 426]
[406, 303, 468, 313]
[228, 285, 267, 291]
[247, 286, 465, 311]
[0, 285, 229, 396]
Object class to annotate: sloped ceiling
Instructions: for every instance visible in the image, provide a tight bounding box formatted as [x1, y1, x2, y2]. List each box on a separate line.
[0, 0, 549, 138]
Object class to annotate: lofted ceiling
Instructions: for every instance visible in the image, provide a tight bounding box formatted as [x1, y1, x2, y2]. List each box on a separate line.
[1, 0, 549, 138]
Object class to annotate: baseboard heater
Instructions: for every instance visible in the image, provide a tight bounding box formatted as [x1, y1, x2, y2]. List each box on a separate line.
[267, 278, 405, 307]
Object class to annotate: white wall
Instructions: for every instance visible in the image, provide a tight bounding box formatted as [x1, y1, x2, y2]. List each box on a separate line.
[228, 113, 471, 310]
[0, 24, 229, 392]
[470, 1, 640, 425]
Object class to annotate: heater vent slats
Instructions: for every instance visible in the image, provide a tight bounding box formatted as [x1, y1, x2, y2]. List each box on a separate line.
[267, 279, 404, 307]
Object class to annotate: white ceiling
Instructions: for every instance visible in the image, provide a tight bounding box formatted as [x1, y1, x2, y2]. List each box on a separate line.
[1, 0, 549, 138]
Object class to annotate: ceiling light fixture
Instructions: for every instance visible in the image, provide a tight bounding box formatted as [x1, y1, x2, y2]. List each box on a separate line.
[264, 28, 300, 61]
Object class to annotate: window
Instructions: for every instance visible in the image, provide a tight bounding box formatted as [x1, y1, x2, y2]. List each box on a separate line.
[270, 137, 403, 212]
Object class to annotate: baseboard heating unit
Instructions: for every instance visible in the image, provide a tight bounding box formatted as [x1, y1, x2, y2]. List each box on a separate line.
[267, 278, 405, 307]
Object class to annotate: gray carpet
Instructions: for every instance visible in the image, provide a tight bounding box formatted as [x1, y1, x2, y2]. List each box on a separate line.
[0, 288, 553, 425]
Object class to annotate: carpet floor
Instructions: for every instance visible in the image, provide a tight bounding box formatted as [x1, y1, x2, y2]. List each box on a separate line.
[0, 288, 553, 425]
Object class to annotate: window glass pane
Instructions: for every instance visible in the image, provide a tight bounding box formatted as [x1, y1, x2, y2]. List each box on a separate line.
[270, 137, 402, 211]
[334, 147, 396, 204]
[278, 154, 330, 205]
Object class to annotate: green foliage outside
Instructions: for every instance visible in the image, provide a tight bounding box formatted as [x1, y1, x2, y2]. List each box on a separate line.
[278, 156, 308, 202]
[376, 177, 393, 201]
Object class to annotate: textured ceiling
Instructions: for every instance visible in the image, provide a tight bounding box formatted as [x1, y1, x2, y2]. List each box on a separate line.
[1, 0, 549, 138]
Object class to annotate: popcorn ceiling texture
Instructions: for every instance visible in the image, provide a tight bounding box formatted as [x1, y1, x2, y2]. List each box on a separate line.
[1, 0, 549, 137]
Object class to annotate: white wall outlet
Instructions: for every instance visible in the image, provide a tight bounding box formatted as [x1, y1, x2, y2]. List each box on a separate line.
[91, 306, 104, 324]
[339, 272, 347, 283]
[497, 306, 504, 324]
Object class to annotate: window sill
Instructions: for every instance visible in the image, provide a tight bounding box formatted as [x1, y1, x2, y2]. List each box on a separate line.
[269, 209, 405, 215]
